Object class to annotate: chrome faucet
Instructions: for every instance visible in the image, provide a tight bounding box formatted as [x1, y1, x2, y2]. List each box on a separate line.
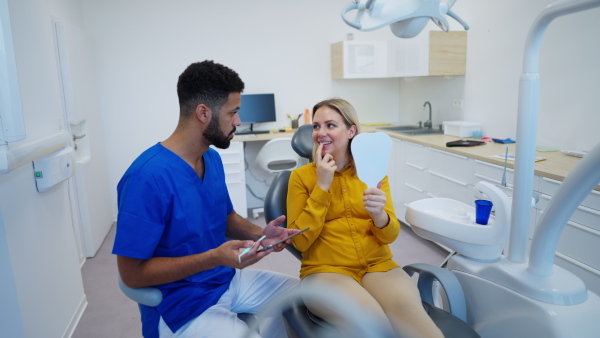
[423, 101, 432, 130]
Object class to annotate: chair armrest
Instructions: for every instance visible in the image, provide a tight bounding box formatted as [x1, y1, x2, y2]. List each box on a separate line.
[403, 263, 466, 321]
[118, 274, 163, 307]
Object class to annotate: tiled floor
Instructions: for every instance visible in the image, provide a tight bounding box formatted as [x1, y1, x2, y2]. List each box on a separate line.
[72, 213, 447, 337]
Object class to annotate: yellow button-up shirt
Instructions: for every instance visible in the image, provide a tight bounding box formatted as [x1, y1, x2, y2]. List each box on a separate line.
[287, 162, 401, 284]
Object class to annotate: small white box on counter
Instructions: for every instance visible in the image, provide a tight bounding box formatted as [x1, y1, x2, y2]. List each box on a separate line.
[443, 121, 482, 137]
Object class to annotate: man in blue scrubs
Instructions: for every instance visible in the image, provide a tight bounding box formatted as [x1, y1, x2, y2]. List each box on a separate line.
[113, 60, 300, 337]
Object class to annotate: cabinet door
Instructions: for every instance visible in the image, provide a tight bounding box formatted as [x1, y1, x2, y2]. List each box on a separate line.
[331, 41, 386, 79]
[386, 34, 429, 77]
[212, 142, 248, 218]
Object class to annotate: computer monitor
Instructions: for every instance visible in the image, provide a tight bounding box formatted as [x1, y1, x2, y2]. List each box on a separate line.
[238, 93, 276, 133]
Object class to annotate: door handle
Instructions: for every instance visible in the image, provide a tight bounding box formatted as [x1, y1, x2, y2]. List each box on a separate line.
[72, 133, 86, 141]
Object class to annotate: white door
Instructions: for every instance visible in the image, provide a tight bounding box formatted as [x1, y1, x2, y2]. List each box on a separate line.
[54, 19, 113, 259]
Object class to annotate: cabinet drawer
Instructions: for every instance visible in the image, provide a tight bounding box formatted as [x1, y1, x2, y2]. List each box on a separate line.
[538, 193, 600, 232]
[404, 142, 428, 168]
[403, 182, 427, 204]
[472, 160, 514, 187]
[224, 171, 244, 184]
[223, 162, 244, 175]
[220, 151, 243, 164]
[428, 172, 473, 205]
[404, 162, 428, 190]
[554, 220, 600, 271]
[539, 177, 600, 211]
[428, 148, 472, 184]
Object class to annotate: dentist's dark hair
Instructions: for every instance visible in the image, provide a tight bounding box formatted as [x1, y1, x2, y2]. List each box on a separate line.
[177, 60, 245, 120]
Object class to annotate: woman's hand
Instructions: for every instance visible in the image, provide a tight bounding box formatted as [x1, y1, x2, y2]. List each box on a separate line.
[261, 215, 301, 253]
[363, 181, 390, 228]
[315, 143, 336, 192]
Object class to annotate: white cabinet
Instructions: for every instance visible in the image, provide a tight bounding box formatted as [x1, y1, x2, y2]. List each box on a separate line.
[427, 148, 473, 205]
[331, 41, 387, 79]
[535, 177, 600, 295]
[387, 139, 405, 220]
[393, 138, 600, 295]
[212, 142, 248, 218]
[331, 31, 467, 79]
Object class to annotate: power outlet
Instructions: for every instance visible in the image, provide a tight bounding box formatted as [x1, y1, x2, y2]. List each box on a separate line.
[452, 99, 464, 109]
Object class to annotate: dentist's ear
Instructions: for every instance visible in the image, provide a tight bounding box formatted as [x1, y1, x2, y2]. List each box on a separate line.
[195, 104, 211, 123]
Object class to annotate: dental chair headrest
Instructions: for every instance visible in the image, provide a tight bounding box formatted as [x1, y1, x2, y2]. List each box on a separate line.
[291, 124, 314, 161]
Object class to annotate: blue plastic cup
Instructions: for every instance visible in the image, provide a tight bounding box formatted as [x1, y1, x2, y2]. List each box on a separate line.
[475, 200, 493, 225]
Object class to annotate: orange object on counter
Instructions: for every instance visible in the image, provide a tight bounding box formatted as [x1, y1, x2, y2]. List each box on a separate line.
[304, 109, 311, 125]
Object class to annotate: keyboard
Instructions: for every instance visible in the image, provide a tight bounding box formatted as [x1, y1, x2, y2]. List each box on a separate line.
[236, 130, 270, 135]
[233, 134, 257, 139]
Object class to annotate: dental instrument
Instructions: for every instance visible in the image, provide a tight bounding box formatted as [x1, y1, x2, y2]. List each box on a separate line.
[341, 0, 469, 38]
[238, 235, 266, 263]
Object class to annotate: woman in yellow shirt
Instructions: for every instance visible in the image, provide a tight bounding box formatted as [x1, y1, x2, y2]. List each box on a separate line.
[287, 98, 443, 337]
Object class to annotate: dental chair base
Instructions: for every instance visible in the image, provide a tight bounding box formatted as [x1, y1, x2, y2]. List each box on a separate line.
[448, 255, 600, 338]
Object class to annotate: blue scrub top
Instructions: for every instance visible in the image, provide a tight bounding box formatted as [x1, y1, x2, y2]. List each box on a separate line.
[113, 143, 235, 334]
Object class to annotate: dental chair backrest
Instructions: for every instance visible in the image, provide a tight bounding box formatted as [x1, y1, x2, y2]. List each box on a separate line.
[264, 124, 313, 260]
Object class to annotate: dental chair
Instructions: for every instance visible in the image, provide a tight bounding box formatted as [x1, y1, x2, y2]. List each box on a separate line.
[118, 269, 258, 337]
[264, 124, 480, 337]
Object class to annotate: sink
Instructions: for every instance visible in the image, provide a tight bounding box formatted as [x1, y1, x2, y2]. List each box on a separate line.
[379, 125, 443, 136]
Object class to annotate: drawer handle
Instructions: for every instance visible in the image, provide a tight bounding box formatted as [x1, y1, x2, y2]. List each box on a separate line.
[473, 173, 502, 185]
[566, 220, 600, 237]
[430, 148, 468, 160]
[429, 171, 468, 187]
[578, 204, 600, 217]
[540, 195, 600, 217]
[555, 252, 600, 277]
[474, 160, 514, 172]
[541, 177, 561, 184]
[405, 162, 425, 171]
[405, 183, 424, 193]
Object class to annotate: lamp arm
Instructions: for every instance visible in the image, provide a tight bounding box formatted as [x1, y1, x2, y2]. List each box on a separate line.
[509, 0, 600, 264]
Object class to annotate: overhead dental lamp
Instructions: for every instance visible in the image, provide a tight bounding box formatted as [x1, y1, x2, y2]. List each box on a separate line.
[341, 0, 469, 38]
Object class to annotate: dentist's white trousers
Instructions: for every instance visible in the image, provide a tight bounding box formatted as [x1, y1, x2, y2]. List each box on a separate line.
[158, 269, 299, 338]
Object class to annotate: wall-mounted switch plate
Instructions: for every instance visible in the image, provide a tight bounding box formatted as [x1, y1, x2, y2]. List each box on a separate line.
[33, 146, 75, 192]
[452, 99, 464, 109]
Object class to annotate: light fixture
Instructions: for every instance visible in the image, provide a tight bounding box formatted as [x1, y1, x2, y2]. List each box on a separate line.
[341, 0, 469, 38]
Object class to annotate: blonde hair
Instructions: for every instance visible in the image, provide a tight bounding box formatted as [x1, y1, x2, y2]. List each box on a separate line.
[311, 98, 361, 162]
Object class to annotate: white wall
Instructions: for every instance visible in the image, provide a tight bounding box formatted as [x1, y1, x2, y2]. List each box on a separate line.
[81, 0, 403, 209]
[84, 0, 600, 214]
[400, 0, 600, 151]
[0, 0, 87, 337]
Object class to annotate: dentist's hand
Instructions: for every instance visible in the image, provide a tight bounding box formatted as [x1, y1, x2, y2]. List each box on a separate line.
[363, 181, 390, 228]
[218, 239, 268, 268]
[315, 143, 336, 192]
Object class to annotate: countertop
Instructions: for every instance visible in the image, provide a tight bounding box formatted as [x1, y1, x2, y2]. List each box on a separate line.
[365, 125, 599, 191]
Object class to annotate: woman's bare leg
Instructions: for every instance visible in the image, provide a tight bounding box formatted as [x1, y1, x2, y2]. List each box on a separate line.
[362, 268, 444, 338]
[300, 273, 394, 335]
